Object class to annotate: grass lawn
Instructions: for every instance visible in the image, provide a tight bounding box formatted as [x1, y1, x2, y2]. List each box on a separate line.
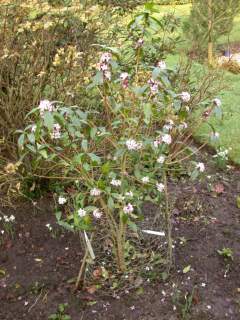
[156, 4, 240, 164]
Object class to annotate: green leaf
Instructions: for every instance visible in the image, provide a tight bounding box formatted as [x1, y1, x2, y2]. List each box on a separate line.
[107, 197, 114, 210]
[88, 153, 101, 164]
[92, 71, 103, 86]
[81, 139, 88, 152]
[39, 149, 48, 159]
[101, 162, 111, 174]
[18, 134, 25, 148]
[73, 153, 84, 164]
[27, 133, 35, 144]
[83, 163, 91, 171]
[44, 111, 54, 130]
[90, 127, 97, 140]
[143, 103, 152, 124]
[152, 67, 160, 80]
[127, 220, 138, 233]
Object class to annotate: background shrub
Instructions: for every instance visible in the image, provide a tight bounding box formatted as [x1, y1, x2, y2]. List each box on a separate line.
[0, 1, 100, 159]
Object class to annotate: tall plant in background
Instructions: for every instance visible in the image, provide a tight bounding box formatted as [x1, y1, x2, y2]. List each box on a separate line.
[184, 0, 240, 62]
[18, 2, 222, 286]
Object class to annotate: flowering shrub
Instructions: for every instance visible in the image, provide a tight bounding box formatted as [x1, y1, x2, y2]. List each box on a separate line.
[18, 50, 222, 275]
[17, 3, 223, 283]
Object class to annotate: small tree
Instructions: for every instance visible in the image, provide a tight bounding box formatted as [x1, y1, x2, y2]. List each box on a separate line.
[184, 0, 240, 63]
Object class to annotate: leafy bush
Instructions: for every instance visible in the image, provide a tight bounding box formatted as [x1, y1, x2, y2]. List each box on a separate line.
[0, 1, 100, 159]
[18, 4, 222, 281]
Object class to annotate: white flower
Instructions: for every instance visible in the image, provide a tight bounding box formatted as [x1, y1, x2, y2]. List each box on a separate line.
[39, 99, 53, 116]
[136, 38, 144, 48]
[126, 139, 142, 151]
[1, 230, 4, 235]
[213, 98, 221, 107]
[180, 91, 191, 103]
[111, 179, 121, 187]
[93, 209, 102, 219]
[78, 208, 87, 217]
[9, 215, 15, 222]
[31, 124, 37, 133]
[211, 131, 220, 139]
[196, 162, 205, 172]
[125, 191, 133, 197]
[157, 155, 165, 164]
[142, 176, 150, 183]
[156, 182, 165, 192]
[123, 203, 134, 214]
[120, 72, 129, 81]
[157, 60, 167, 70]
[46, 223, 52, 231]
[58, 196, 67, 205]
[90, 188, 101, 196]
[162, 134, 172, 145]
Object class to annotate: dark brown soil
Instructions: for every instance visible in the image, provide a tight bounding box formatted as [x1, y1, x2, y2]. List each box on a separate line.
[0, 166, 240, 320]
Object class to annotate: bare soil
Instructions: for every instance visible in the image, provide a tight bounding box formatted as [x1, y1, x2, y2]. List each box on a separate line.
[0, 166, 240, 320]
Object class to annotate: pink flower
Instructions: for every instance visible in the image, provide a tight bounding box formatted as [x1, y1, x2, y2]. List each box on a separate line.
[123, 203, 134, 214]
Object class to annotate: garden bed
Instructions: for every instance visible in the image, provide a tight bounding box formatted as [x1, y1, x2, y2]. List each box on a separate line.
[1, 160, 240, 320]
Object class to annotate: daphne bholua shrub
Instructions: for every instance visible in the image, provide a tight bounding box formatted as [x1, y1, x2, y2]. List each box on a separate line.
[18, 46, 221, 286]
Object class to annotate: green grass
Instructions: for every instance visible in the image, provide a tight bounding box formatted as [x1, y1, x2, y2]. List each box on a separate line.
[159, 4, 240, 164]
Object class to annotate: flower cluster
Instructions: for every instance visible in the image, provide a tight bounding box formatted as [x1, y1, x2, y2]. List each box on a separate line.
[154, 134, 172, 148]
[213, 98, 221, 107]
[126, 139, 143, 151]
[196, 162, 205, 172]
[111, 179, 121, 187]
[39, 99, 54, 117]
[0, 215, 15, 223]
[213, 147, 231, 160]
[136, 38, 144, 48]
[157, 60, 167, 70]
[148, 78, 159, 94]
[90, 188, 101, 197]
[97, 52, 112, 80]
[51, 123, 61, 140]
[180, 91, 191, 103]
[120, 72, 129, 89]
[123, 203, 134, 214]
[58, 196, 67, 205]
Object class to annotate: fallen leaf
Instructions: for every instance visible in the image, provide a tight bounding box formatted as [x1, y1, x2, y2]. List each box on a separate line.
[183, 265, 191, 274]
[213, 183, 224, 194]
[86, 285, 97, 294]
